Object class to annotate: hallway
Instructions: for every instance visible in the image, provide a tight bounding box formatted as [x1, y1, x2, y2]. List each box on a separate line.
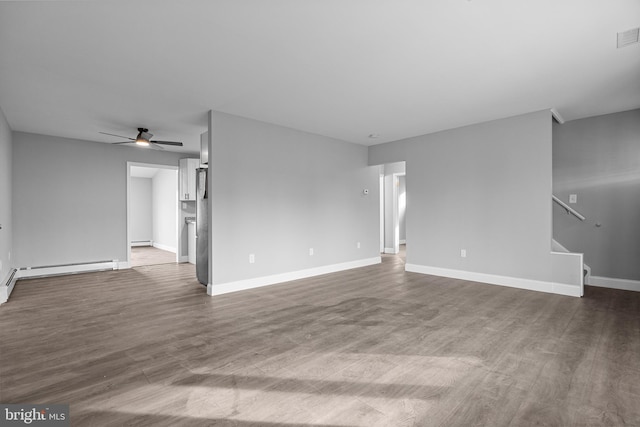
[130, 246, 177, 267]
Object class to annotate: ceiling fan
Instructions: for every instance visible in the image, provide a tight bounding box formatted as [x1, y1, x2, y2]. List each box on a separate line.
[99, 128, 183, 150]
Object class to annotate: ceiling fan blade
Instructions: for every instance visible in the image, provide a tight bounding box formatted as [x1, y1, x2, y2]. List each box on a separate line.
[99, 131, 135, 141]
[150, 140, 183, 146]
[150, 143, 165, 150]
[111, 141, 133, 145]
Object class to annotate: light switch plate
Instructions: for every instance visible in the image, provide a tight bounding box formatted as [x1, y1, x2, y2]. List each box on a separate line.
[569, 194, 577, 204]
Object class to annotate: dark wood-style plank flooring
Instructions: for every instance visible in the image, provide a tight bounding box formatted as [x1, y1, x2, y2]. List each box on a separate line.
[1, 253, 639, 426]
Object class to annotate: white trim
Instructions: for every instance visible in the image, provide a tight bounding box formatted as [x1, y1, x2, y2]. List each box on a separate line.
[384, 247, 397, 254]
[152, 242, 176, 254]
[552, 282, 583, 297]
[392, 173, 400, 254]
[551, 108, 565, 124]
[589, 276, 640, 292]
[178, 255, 189, 263]
[550, 250, 584, 296]
[400, 239, 406, 245]
[131, 241, 152, 247]
[210, 257, 382, 296]
[405, 263, 582, 298]
[551, 240, 590, 287]
[379, 173, 384, 254]
[0, 269, 18, 304]
[17, 261, 118, 279]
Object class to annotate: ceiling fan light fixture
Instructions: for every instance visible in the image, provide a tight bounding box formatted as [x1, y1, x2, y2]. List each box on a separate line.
[135, 129, 150, 146]
[99, 128, 183, 148]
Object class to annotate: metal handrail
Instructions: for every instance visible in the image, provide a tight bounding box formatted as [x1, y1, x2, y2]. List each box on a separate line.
[553, 195, 586, 221]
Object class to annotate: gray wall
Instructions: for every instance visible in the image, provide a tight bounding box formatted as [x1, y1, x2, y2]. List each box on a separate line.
[370, 110, 569, 284]
[210, 111, 379, 285]
[553, 108, 640, 281]
[12, 132, 189, 267]
[399, 175, 406, 242]
[130, 177, 152, 242]
[152, 169, 177, 252]
[0, 107, 12, 282]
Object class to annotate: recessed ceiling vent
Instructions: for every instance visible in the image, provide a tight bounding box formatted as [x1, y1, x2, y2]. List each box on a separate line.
[617, 27, 639, 48]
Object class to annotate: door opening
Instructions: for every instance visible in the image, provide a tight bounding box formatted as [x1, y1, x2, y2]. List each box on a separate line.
[380, 162, 406, 262]
[127, 163, 181, 267]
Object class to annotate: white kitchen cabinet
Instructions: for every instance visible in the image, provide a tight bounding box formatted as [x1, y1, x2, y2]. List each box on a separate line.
[179, 158, 199, 201]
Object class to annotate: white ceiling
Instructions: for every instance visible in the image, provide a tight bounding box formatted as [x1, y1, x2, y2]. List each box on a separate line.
[0, 1, 638, 154]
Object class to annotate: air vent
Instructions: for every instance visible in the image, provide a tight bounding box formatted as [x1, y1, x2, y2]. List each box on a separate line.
[617, 28, 639, 48]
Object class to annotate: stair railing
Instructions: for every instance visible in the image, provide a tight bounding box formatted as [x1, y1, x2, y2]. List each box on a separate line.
[552, 195, 586, 221]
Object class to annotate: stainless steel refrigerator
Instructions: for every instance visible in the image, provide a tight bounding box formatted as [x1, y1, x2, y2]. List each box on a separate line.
[196, 168, 208, 286]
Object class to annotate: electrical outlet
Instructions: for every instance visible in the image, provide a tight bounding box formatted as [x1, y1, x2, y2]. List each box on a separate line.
[249, 254, 255, 264]
[460, 249, 467, 258]
[309, 248, 314, 256]
[569, 194, 577, 204]
[357, 242, 361, 249]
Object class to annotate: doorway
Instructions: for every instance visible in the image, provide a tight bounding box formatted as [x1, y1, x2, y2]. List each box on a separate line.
[127, 163, 180, 267]
[380, 162, 406, 263]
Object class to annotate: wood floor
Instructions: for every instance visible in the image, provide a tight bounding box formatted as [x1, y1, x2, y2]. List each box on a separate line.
[1, 254, 639, 426]
[130, 246, 177, 267]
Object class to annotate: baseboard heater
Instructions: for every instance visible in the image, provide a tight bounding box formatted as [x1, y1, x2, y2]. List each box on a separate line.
[19, 259, 119, 279]
[1, 268, 18, 304]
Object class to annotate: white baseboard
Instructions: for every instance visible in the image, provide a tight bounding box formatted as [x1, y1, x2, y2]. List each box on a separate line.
[131, 241, 152, 247]
[0, 269, 18, 304]
[384, 247, 397, 254]
[405, 264, 582, 298]
[211, 257, 382, 296]
[400, 239, 406, 245]
[589, 276, 640, 292]
[178, 255, 189, 263]
[152, 242, 176, 253]
[18, 260, 119, 279]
